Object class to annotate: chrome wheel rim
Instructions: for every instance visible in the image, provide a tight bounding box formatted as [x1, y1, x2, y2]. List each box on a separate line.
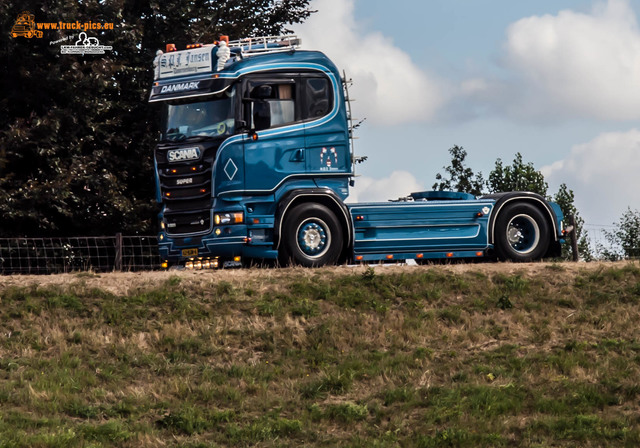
[296, 218, 331, 259]
[506, 214, 540, 255]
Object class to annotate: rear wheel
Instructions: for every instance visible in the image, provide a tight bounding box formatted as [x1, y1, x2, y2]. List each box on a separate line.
[280, 203, 344, 267]
[494, 203, 550, 262]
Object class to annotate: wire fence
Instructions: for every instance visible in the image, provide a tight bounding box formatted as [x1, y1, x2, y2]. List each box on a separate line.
[0, 226, 636, 275]
[582, 224, 640, 261]
[0, 234, 161, 275]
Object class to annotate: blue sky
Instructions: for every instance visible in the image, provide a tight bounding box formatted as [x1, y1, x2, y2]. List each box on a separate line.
[295, 0, 640, 231]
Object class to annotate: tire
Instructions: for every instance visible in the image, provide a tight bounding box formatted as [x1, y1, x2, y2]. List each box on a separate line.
[280, 203, 344, 267]
[494, 202, 550, 262]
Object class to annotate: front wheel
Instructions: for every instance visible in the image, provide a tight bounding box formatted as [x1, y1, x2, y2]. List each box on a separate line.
[494, 203, 550, 262]
[280, 203, 344, 267]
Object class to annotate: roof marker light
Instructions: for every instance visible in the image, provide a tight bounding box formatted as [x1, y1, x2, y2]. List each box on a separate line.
[166, 43, 176, 52]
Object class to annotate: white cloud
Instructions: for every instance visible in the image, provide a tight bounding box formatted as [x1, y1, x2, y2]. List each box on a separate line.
[346, 170, 424, 203]
[294, 0, 444, 125]
[542, 129, 640, 225]
[502, 0, 640, 121]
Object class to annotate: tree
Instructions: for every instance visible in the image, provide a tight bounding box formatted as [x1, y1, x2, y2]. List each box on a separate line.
[487, 153, 548, 197]
[432, 145, 485, 196]
[433, 146, 586, 261]
[604, 208, 640, 259]
[0, 0, 313, 236]
[553, 183, 591, 261]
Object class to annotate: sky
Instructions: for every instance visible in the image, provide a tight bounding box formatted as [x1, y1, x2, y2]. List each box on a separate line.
[294, 0, 640, 231]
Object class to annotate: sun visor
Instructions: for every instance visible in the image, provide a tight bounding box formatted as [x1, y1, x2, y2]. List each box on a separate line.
[149, 78, 234, 102]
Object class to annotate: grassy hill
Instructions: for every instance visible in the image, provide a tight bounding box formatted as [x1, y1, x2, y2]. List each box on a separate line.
[1, 262, 639, 447]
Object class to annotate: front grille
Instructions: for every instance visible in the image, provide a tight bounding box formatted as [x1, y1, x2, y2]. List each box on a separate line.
[156, 142, 219, 236]
[165, 210, 211, 235]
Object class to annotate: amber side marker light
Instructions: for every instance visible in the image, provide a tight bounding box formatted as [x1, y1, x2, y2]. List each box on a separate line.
[386, 254, 393, 260]
[476, 251, 484, 257]
[355, 255, 363, 261]
[416, 253, 424, 259]
[446, 252, 454, 258]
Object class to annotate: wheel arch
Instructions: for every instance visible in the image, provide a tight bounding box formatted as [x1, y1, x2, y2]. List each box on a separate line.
[274, 188, 353, 253]
[484, 192, 559, 246]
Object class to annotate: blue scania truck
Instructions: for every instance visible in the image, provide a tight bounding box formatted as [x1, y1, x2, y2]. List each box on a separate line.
[149, 35, 567, 268]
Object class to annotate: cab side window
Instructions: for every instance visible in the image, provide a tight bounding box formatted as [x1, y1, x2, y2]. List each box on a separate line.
[248, 81, 296, 130]
[245, 74, 333, 131]
[302, 77, 332, 120]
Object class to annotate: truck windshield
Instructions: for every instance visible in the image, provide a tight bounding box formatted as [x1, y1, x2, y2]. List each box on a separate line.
[162, 87, 236, 142]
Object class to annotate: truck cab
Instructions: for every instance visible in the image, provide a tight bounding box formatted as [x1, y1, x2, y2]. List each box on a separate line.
[149, 36, 566, 268]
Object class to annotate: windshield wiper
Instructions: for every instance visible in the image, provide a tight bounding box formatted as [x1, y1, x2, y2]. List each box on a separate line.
[184, 135, 219, 142]
[159, 135, 221, 144]
[161, 132, 188, 143]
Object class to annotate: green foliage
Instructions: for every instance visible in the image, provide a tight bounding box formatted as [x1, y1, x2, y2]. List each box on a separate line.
[433, 146, 595, 261]
[604, 208, 640, 260]
[0, 1, 312, 236]
[433, 145, 485, 196]
[553, 183, 592, 260]
[487, 152, 548, 196]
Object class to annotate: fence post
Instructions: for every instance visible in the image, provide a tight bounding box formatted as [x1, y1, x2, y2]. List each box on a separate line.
[115, 233, 123, 271]
[570, 215, 579, 262]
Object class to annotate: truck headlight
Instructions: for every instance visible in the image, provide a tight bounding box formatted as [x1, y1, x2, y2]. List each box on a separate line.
[214, 212, 244, 225]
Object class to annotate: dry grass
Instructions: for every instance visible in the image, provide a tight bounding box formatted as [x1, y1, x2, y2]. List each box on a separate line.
[0, 261, 639, 447]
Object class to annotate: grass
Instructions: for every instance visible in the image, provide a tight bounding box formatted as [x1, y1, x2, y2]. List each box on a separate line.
[0, 261, 639, 446]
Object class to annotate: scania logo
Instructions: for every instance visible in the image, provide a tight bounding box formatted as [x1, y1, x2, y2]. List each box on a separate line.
[167, 147, 201, 163]
[160, 81, 201, 93]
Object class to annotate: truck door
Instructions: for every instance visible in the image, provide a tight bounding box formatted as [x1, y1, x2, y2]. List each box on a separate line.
[301, 75, 350, 176]
[242, 76, 307, 192]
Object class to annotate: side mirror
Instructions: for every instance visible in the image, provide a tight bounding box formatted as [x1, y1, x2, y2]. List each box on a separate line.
[236, 119, 248, 132]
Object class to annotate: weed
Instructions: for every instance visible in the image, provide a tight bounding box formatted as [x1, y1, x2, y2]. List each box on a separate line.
[362, 267, 376, 281]
[159, 406, 233, 435]
[496, 294, 513, 310]
[437, 307, 463, 324]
